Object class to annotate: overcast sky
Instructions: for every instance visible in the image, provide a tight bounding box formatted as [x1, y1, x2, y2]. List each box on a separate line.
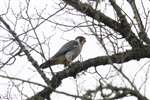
[0, 0, 150, 100]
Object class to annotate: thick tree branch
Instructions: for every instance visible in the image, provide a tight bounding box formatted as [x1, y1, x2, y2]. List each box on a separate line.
[82, 83, 148, 100]
[104, 84, 148, 100]
[63, 0, 143, 48]
[127, 0, 150, 44]
[127, 0, 144, 31]
[27, 45, 150, 100]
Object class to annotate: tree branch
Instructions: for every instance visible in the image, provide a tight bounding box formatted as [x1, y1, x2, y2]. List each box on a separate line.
[127, 0, 150, 44]
[0, 16, 50, 86]
[63, 0, 143, 48]
[27, 45, 150, 99]
[0, 74, 46, 88]
[81, 83, 148, 100]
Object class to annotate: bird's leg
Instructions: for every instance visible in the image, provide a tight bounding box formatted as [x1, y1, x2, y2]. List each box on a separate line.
[68, 63, 72, 68]
[64, 64, 68, 68]
[64, 60, 70, 68]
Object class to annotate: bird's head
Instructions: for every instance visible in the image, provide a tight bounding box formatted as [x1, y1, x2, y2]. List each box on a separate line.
[75, 36, 86, 45]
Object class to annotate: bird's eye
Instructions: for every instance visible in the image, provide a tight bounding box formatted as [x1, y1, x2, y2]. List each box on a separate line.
[80, 39, 82, 42]
[80, 39, 85, 44]
[80, 39, 83, 43]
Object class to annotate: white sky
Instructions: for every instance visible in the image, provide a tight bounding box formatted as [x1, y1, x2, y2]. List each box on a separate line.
[0, 0, 150, 100]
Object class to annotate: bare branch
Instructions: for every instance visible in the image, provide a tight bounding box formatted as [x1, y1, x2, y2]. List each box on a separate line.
[0, 16, 50, 86]
[62, 0, 143, 48]
[27, 45, 150, 99]
[0, 74, 46, 88]
[127, 0, 150, 44]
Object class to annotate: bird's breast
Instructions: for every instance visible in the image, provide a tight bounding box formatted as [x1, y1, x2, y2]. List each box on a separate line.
[65, 46, 82, 62]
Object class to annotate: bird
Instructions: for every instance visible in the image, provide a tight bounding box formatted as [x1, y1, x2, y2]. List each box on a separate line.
[39, 36, 86, 69]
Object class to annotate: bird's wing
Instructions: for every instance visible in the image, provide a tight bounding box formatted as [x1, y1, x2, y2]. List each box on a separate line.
[52, 40, 78, 58]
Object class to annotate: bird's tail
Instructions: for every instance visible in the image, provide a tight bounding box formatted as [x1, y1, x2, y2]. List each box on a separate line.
[39, 59, 55, 69]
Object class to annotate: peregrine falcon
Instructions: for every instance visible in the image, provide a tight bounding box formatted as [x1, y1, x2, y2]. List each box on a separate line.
[39, 36, 86, 69]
